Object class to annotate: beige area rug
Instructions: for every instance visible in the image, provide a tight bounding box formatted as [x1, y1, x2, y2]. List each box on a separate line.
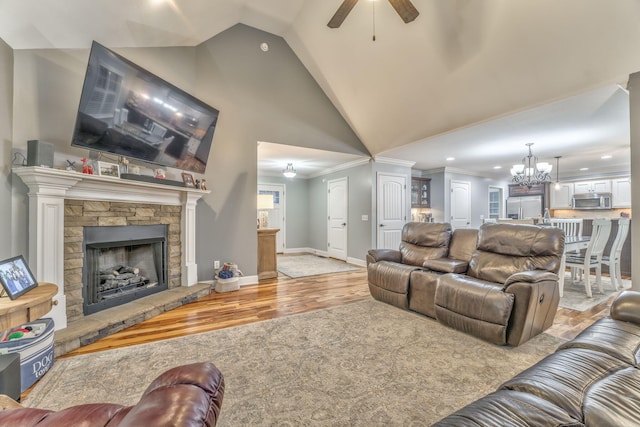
[559, 273, 628, 311]
[277, 254, 361, 278]
[25, 300, 564, 426]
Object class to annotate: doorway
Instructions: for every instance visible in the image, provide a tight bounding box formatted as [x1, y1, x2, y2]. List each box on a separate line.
[377, 173, 407, 249]
[327, 177, 348, 260]
[450, 180, 471, 229]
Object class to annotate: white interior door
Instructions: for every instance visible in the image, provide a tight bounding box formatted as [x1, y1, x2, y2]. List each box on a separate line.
[327, 177, 348, 260]
[377, 173, 407, 249]
[450, 180, 471, 229]
[258, 183, 285, 253]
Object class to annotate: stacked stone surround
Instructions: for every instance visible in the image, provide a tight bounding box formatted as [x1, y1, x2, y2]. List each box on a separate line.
[64, 200, 182, 323]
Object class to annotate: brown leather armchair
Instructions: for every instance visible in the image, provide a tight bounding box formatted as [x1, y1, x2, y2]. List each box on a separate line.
[0, 362, 225, 426]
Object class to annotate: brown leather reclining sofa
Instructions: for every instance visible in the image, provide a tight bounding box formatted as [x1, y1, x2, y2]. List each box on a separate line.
[434, 291, 640, 426]
[0, 362, 225, 426]
[367, 222, 564, 346]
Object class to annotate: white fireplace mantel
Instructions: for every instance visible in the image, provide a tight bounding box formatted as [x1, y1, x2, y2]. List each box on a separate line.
[13, 166, 209, 330]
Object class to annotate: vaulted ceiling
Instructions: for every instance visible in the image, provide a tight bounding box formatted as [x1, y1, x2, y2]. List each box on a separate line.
[1, 0, 638, 179]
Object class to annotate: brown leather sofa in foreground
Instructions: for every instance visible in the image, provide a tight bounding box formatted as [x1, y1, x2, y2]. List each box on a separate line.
[434, 291, 640, 426]
[367, 222, 565, 346]
[0, 362, 225, 426]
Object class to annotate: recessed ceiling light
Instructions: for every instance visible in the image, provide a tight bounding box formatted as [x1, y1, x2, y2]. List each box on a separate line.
[580, 167, 589, 171]
[493, 166, 502, 169]
[446, 157, 455, 161]
[601, 155, 612, 159]
[260, 42, 269, 52]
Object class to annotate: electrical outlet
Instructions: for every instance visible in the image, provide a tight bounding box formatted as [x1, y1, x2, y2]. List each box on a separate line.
[214, 260, 220, 269]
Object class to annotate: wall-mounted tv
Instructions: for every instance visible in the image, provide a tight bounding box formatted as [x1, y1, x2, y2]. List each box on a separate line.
[71, 41, 219, 174]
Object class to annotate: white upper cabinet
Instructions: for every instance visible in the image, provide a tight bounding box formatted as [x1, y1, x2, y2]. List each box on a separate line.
[550, 183, 574, 209]
[612, 177, 631, 208]
[573, 179, 612, 194]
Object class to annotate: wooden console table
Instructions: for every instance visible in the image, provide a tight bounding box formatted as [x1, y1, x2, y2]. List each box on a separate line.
[0, 282, 57, 330]
[258, 228, 279, 280]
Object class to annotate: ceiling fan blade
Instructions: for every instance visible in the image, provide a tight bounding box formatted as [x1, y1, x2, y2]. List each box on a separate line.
[388, 0, 419, 23]
[328, 0, 359, 28]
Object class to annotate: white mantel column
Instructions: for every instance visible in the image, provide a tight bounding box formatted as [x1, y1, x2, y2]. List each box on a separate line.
[182, 191, 201, 286]
[15, 171, 82, 330]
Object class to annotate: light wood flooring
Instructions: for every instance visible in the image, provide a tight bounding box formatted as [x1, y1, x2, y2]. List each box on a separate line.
[63, 267, 616, 358]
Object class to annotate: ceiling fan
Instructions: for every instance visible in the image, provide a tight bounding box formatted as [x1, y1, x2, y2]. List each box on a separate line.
[328, 0, 419, 28]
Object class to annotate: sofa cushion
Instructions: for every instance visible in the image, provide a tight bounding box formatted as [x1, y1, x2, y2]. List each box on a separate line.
[399, 222, 451, 266]
[559, 317, 640, 367]
[583, 366, 640, 427]
[435, 274, 514, 345]
[500, 347, 628, 422]
[468, 223, 564, 283]
[432, 390, 583, 427]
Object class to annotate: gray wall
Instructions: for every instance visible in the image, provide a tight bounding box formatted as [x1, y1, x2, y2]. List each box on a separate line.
[6, 24, 369, 281]
[0, 39, 12, 259]
[307, 161, 372, 261]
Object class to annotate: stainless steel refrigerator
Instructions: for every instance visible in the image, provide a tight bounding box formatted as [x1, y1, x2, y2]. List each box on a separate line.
[506, 196, 543, 219]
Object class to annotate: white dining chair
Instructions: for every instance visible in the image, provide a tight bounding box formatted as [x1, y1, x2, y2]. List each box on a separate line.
[601, 217, 630, 290]
[565, 218, 612, 297]
[550, 218, 583, 238]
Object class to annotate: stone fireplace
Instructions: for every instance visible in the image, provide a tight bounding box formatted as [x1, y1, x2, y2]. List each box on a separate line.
[81, 223, 169, 316]
[14, 166, 208, 331]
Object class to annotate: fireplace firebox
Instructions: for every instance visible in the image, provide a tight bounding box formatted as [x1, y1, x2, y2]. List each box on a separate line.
[83, 224, 168, 315]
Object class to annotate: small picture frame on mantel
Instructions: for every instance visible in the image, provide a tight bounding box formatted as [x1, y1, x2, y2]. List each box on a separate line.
[182, 172, 195, 188]
[97, 161, 121, 178]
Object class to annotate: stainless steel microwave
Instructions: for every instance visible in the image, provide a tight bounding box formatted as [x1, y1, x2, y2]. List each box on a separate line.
[572, 193, 612, 210]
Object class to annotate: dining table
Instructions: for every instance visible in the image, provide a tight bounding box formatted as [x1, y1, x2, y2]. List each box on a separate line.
[557, 235, 591, 297]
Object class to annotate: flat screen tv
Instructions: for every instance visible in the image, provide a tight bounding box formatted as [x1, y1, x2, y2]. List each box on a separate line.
[71, 41, 219, 174]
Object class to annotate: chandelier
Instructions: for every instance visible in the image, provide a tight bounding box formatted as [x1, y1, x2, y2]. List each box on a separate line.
[510, 143, 553, 187]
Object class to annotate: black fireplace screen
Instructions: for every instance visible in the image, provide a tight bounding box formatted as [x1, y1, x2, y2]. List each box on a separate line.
[83, 224, 168, 315]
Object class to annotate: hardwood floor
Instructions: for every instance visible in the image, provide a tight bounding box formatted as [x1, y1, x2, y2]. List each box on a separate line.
[63, 267, 616, 358]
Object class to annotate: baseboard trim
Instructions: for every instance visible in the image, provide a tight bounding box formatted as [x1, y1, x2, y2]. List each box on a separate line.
[347, 257, 366, 267]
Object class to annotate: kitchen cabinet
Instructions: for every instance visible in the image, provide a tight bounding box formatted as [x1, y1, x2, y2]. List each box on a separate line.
[550, 183, 574, 209]
[612, 177, 632, 208]
[411, 178, 431, 208]
[573, 179, 611, 194]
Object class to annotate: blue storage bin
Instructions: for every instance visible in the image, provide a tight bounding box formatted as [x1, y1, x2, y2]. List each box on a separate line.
[0, 318, 54, 392]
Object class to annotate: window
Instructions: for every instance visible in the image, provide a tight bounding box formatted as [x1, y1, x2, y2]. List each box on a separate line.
[488, 187, 503, 219]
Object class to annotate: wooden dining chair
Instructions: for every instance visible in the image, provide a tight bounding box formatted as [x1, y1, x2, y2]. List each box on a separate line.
[601, 218, 630, 290]
[565, 218, 612, 297]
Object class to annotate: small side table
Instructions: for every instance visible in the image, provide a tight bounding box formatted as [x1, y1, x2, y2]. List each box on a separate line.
[257, 228, 279, 280]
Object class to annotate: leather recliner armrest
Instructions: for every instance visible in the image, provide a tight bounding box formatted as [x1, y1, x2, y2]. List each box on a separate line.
[610, 291, 640, 324]
[503, 270, 558, 287]
[367, 249, 402, 264]
[423, 258, 468, 274]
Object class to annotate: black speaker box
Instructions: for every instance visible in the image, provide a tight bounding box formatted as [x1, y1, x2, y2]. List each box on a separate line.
[0, 353, 21, 401]
[26, 140, 54, 168]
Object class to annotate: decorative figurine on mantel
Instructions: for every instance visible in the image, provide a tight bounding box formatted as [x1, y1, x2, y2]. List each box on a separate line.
[81, 158, 93, 174]
[195, 179, 201, 189]
[65, 160, 76, 171]
[200, 179, 207, 191]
